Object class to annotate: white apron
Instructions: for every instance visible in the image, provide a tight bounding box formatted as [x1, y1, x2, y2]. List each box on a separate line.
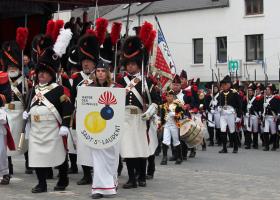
[0, 126, 8, 176]
[120, 106, 150, 158]
[148, 115, 159, 155]
[29, 105, 66, 167]
[5, 101, 27, 156]
[91, 144, 119, 195]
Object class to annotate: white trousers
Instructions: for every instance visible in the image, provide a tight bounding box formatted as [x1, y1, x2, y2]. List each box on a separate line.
[162, 125, 180, 146]
[214, 112, 221, 129]
[244, 115, 258, 133]
[220, 113, 235, 133]
[0, 133, 8, 176]
[91, 144, 119, 195]
[264, 116, 277, 134]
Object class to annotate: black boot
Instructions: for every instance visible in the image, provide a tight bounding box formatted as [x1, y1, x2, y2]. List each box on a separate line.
[263, 133, 269, 151]
[77, 165, 92, 185]
[219, 132, 228, 153]
[208, 127, 214, 146]
[228, 133, 233, 148]
[46, 168, 53, 179]
[123, 158, 137, 189]
[68, 153, 78, 174]
[24, 152, 33, 174]
[146, 155, 155, 179]
[271, 134, 277, 151]
[54, 159, 69, 191]
[252, 133, 258, 149]
[189, 148, 196, 158]
[8, 156, 13, 175]
[160, 144, 168, 165]
[32, 168, 47, 193]
[169, 144, 176, 161]
[181, 141, 188, 160]
[276, 134, 280, 149]
[118, 156, 123, 176]
[175, 145, 182, 164]
[232, 133, 239, 153]
[0, 174, 10, 185]
[202, 138, 207, 151]
[215, 128, 222, 146]
[244, 131, 251, 149]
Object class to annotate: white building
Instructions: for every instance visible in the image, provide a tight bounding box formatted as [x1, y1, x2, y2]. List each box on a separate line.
[74, 0, 280, 82]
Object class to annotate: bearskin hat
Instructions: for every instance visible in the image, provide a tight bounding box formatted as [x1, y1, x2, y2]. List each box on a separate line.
[232, 80, 239, 90]
[220, 75, 232, 84]
[67, 46, 82, 71]
[31, 34, 53, 64]
[100, 36, 114, 62]
[205, 82, 214, 89]
[256, 83, 265, 91]
[180, 70, 187, 79]
[267, 83, 276, 92]
[1, 41, 21, 70]
[172, 74, 181, 84]
[121, 36, 148, 68]
[248, 82, 256, 90]
[78, 34, 100, 65]
[36, 47, 60, 81]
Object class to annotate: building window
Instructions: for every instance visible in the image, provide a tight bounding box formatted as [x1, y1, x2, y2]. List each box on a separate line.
[246, 34, 263, 61]
[193, 38, 203, 64]
[217, 37, 227, 63]
[245, 0, 263, 15]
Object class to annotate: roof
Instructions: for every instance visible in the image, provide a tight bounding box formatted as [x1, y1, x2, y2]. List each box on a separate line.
[139, 0, 229, 15]
[101, 2, 152, 21]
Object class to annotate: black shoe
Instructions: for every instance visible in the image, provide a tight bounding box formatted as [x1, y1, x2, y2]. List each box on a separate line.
[253, 145, 258, 149]
[31, 185, 47, 193]
[271, 147, 277, 151]
[146, 174, 154, 180]
[25, 168, 33, 174]
[263, 146, 269, 151]
[245, 145, 251, 149]
[54, 177, 69, 191]
[0, 175, 10, 185]
[189, 151, 196, 158]
[175, 159, 182, 164]
[169, 156, 176, 161]
[160, 156, 167, 165]
[138, 180, 146, 187]
[232, 149, 238, 153]
[77, 177, 92, 185]
[219, 149, 228, 153]
[182, 156, 187, 161]
[68, 167, 78, 174]
[208, 142, 214, 147]
[123, 181, 137, 189]
[92, 193, 104, 199]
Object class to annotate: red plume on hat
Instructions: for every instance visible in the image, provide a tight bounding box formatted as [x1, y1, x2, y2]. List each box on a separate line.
[139, 21, 156, 53]
[52, 20, 64, 42]
[86, 29, 97, 36]
[16, 27, 28, 50]
[95, 18, 109, 45]
[110, 22, 122, 46]
[45, 20, 55, 38]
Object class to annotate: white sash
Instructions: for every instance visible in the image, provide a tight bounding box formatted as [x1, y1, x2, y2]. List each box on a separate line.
[31, 83, 62, 124]
[10, 76, 24, 104]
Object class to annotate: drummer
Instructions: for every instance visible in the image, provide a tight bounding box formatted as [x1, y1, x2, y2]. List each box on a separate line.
[159, 87, 184, 165]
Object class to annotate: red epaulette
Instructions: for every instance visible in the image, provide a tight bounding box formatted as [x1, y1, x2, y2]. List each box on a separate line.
[63, 86, 71, 98]
[274, 95, 280, 100]
[0, 71, 8, 85]
[186, 90, 192, 97]
[192, 85, 198, 92]
[255, 95, 264, 101]
[61, 72, 69, 80]
[71, 72, 79, 79]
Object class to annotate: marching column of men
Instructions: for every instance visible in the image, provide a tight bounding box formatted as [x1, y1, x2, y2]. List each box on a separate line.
[2, 18, 280, 200]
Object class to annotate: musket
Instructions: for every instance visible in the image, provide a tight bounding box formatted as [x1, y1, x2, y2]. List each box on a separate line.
[17, 75, 36, 150]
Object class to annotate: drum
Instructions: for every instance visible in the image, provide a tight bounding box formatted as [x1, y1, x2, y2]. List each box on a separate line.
[179, 119, 204, 148]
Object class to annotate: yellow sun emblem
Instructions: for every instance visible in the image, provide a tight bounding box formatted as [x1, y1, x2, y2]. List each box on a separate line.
[84, 112, 106, 134]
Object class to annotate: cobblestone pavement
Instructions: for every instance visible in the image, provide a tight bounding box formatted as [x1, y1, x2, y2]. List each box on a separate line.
[1, 145, 280, 200]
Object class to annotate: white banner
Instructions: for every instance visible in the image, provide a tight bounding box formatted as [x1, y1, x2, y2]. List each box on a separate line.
[76, 87, 125, 149]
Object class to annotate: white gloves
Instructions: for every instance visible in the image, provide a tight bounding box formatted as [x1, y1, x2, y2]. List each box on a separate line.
[59, 126, 70, 136]
[141, 103, 158, 121]
[245, 113, 250, 117]
[235, 117, 241, 123]
[263, 102, 269, 108]
[23, 111, 30, 120]
[210, 109, 215, 114]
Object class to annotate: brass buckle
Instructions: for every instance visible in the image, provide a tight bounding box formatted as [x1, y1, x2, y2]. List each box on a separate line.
[33, 115, 40, 122]
[130, 108, 138, 115]
[8, 103, 15, 110]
